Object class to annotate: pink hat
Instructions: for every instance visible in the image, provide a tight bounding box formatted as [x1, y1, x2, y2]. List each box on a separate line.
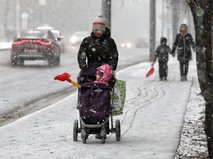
[94, 64, 112, 84]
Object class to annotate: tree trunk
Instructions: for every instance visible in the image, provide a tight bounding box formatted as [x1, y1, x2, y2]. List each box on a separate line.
[188, 0, 213, 158]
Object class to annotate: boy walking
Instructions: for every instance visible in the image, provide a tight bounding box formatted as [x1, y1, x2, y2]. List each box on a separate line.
[154, 37, 172, 81]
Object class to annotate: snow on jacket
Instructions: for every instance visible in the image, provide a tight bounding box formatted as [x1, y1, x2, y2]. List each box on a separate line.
[77, 27, 119, 71]
[171, 33, 195, 61]
[154, 44, 171, 63]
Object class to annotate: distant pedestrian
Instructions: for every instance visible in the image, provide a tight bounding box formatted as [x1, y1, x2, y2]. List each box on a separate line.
[171, 24, 195, 81]
[154, 37, 172, 81]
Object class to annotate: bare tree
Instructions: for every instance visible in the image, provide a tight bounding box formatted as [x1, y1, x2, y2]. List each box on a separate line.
[187, 0, 213, 158]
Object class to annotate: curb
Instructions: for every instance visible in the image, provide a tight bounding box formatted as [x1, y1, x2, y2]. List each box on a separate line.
[175, 80, 209, 159]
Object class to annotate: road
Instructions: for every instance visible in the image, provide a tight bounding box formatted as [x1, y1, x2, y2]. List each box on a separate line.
[0, 47, 149, 125]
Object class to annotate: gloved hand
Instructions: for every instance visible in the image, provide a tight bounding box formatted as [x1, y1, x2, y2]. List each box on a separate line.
[170, 51, 175, 57]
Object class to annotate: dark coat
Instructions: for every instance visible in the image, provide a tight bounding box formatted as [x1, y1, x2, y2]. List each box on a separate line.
[77, 27, 119, 71]
[154, 45, 171, 63]
[171, 33, 195, 62]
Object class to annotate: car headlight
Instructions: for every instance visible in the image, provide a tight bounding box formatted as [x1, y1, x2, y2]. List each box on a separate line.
[126, 42, 132, 48]
[70, 36, 78, 44]
[121, 43, 125, 48]
[121, 42, 132, 48]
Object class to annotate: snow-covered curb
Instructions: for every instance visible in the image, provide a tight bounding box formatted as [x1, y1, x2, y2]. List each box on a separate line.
[175, 80, 209, 159]
[0, 42, 12, 50]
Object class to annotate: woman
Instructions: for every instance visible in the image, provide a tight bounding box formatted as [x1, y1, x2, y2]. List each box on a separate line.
[171, 24, 195, 81]
[77, 15, 119, 84]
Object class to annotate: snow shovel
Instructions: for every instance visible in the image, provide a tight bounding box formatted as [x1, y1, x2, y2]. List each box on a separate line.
[54, 73, 81, 88]
[145, 63, 155, 78]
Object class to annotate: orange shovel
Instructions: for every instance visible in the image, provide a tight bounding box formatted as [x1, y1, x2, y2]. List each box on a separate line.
[54, 73, 81, 88]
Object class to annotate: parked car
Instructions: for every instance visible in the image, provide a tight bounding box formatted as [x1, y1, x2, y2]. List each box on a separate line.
[70, 31, 89, 48]
[11, 30, 60, 66]
[36, 26, 65, 53]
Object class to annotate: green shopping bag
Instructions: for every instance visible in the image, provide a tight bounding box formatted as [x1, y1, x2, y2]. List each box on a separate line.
[111, 79, 126, 116]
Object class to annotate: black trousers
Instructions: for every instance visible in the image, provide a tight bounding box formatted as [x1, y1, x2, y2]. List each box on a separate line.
[159, 61, 168, 79]
[179, 61, 189, 76]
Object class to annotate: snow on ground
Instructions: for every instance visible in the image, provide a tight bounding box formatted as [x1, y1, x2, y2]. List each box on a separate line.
[175, 81, 209, 158]
[0, 42, 12, 50]
[0, 57, 209, 159]
[117, 58, 209, 158]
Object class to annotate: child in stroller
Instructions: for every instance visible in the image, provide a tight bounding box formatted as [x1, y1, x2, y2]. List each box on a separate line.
[73, 64, 121, 144]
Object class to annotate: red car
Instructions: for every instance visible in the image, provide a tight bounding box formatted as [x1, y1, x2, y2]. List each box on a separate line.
[11, 30, 60, 66]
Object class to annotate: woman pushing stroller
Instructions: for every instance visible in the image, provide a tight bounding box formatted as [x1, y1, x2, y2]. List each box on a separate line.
[74, 15, 120, 143]
[77, 15, 119, 84]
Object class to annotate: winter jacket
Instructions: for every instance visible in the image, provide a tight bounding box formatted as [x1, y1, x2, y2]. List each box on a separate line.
[77, 27, 119, 71]
[171, 33, 195, 62]
[154, 45, 171, 63]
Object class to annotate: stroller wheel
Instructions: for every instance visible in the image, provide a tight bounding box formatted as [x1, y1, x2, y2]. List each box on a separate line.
[73, 119, 78, 141]
[115, 120, 121, 141]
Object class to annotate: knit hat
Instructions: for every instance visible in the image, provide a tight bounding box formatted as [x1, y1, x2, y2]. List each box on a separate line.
[160, 37, 167, 44]
[92, 15, 106, 32]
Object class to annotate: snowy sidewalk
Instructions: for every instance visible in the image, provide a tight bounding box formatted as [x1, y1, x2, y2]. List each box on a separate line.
[0, 59, 208, 159]
[175, 80, 208, 159]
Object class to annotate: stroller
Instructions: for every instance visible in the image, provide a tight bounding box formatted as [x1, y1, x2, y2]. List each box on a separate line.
[73, 65, 121, 144]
